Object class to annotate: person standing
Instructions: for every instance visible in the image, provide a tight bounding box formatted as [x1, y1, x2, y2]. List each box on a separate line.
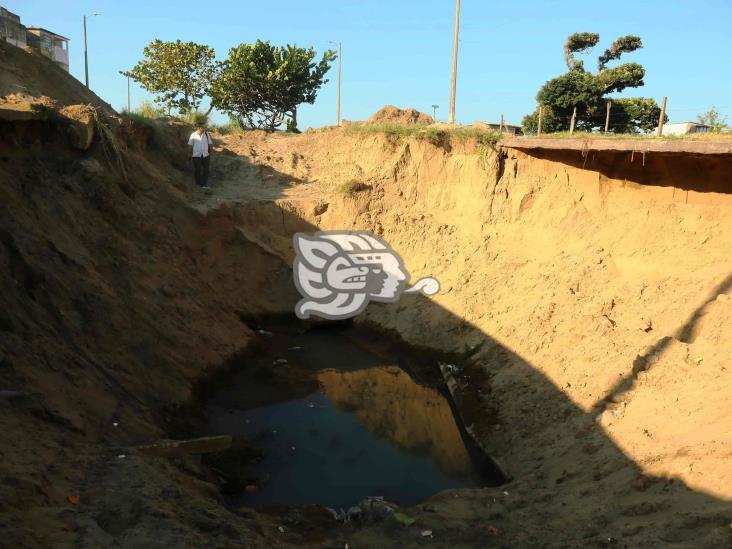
[188, 121, 213, 188]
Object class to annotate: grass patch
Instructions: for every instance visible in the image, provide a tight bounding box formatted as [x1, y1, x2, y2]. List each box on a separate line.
[210, 117, 248, 135]
[337, 178, 369, 196]
[120, 110, 156, 128]
[346, 123, 503, 149]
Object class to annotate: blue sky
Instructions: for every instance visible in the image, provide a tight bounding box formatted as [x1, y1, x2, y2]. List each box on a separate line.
[6, 0, 731, 129]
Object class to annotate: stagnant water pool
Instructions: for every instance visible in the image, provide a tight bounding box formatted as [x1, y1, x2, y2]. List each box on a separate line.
[206, 322, 498, 509]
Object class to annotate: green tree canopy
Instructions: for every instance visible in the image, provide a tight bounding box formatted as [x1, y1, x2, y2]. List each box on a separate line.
[210, 40, 336, 131]
[697, 107, 729, 133]
[523, 33, 665, 134]
[122, 40, 219, 114]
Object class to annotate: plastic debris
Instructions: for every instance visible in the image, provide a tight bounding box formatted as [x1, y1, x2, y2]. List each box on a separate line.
[503, 490, 509, 496]
[117, 454, 126, 459]
[421, 530, 433, 538]
[112, 422, 119, 427]
[277, 526, 285, 533]
[328, 496, 397, 523]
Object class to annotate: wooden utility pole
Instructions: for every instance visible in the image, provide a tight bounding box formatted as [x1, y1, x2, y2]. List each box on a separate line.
[336, 42, 342, 126]
[500, 114, 505, 133]
[656, 96, 667, 137]
[448, 0, 460, 125]
[604, 101, 611, 134]
[569, 107, 577, 135]
[83, 15, 89, 88]
[127, 75, 131, 112]
[537, 106, 543, 136]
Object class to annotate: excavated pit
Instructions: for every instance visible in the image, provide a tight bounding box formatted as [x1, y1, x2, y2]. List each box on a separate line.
[2, 37, 732, 544]
[203, 318, 505, 510]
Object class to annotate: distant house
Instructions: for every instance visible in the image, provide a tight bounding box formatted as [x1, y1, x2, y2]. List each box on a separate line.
[0, 6, 70, 72]
[475, 121, 523, 135]
[25, 27, 70, 72]
[0, 7, 26, 47]
[659, 122, 711, 136]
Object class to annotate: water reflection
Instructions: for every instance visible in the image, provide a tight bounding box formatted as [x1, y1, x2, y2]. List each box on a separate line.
[317, 366, 473, 476]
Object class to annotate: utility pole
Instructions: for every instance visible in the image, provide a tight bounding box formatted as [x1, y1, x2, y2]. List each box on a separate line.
[537, 106, 543, 136]
[656, 96, 667, 137]
[127, 75, 131, 112]
[83, 12, 100, 88]
[432, 104, 439, 121]
[448, 0, 460, 125]
[604, 101, 611, 134]
[329, 41, 342, 126]
[569, 107, 577, 135]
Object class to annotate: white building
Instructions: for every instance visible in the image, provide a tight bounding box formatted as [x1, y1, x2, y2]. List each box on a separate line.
[659, 122, 711, 136]
[26, 27, 70, 72]
[0, 6, 70, 72]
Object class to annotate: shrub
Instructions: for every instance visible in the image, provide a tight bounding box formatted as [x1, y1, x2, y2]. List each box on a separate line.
[337, 179, 369, 196]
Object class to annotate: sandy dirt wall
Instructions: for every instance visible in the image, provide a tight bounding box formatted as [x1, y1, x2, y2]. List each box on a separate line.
[214, 130, 732, 507]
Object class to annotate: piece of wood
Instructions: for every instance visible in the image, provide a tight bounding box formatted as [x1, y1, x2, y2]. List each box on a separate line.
[438, 363, 512, 481]
[135, 435, 233, 457]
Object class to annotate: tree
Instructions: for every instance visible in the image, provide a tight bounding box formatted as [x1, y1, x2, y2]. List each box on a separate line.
[122, 40, 218, 114]
[522, 33, 664, 134]
[697, 107, 729, 133]
[211, 40, 336, 131]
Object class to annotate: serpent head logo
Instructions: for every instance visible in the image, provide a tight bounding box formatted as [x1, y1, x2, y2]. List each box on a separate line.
[293, 231, 440, 320]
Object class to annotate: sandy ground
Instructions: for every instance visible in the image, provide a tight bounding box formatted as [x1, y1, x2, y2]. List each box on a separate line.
[1, 38, 731, 547]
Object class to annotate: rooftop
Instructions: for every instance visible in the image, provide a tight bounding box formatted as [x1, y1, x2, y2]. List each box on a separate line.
[25, 27, 70, 41]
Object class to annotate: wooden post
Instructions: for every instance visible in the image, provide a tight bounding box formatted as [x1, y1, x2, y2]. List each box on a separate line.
[569, 107, 577, 135]
[604, 101, 611, 135]
[656, 96, 667, 137]
[537, 106, 543, 136]
[500, 114, 505, 133]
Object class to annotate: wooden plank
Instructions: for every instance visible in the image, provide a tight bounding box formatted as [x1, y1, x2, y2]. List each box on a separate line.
[134, 435, 233, 457]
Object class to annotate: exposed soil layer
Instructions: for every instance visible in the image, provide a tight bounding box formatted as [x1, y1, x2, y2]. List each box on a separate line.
[1, 38, 731, 548]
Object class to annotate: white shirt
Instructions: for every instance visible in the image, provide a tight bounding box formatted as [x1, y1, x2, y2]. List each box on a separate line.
[188, 131, 213, 158]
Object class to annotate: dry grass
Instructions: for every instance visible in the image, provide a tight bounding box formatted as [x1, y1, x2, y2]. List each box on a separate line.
[532, 130, 732, 141]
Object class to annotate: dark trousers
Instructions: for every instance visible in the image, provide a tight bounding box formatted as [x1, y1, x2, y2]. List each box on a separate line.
[192, 156, 210, 187]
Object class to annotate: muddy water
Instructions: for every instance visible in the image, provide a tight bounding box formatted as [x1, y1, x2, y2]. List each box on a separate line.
[206, 323, 492, 509]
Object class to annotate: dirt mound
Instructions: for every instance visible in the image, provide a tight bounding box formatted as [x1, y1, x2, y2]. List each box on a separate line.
[0, 40, 111, 111]
[367, 105, 433, 125]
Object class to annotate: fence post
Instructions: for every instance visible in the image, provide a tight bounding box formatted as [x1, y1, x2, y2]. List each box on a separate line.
[656, 96, 667, 137]
[537, 106, 543, 136]
[604, 101, 611, 135]
[569, 107, 577, 136]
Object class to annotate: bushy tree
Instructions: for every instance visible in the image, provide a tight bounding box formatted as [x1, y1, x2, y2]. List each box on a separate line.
[697, 107, 729, 133]
[211, 40, 336, 131]
[523, 33, 664, 134]
[122, 40, 219, 114]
